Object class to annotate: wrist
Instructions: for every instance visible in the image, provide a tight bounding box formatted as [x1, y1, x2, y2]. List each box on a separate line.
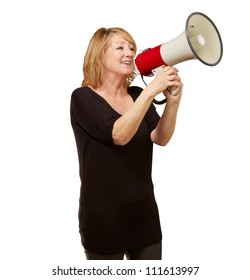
[141, 84, 158, 100]
[165, 99, 180, 111]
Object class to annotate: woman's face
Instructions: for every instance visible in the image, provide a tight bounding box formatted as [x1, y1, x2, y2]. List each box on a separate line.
[104, 33, 135, 78]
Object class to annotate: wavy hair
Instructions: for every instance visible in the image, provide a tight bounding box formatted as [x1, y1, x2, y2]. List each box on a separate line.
[81, 27, 137, 88]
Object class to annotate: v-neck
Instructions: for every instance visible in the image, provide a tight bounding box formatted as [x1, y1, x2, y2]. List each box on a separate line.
[86, 86, 136, 116]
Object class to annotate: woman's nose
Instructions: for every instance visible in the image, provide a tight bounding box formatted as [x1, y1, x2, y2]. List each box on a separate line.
[126, 48, 133, 57]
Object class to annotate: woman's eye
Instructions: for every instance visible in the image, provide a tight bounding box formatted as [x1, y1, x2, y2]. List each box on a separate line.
[116, 46, 134, 51]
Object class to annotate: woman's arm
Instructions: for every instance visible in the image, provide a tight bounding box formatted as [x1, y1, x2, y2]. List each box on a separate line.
[112, 66, 181, 146]
[150, 86, 183, 146]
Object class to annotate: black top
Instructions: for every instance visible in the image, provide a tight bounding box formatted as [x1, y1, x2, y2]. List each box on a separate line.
[70, 86, 162, 254]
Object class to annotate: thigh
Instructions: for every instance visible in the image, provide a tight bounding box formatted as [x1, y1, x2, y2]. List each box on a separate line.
[85, 249, 125, 260]
[126, 241, 162, 260]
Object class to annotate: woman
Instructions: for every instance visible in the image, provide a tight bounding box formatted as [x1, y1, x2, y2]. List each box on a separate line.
[70, 27, 183, 260]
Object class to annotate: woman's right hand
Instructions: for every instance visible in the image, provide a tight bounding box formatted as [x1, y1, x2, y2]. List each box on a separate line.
[149, 66, 181, 96]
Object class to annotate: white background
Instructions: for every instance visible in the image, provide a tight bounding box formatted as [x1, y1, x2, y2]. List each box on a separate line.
[1, 0, 249, 279]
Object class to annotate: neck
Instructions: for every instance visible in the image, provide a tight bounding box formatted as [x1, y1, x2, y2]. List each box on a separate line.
[95, 78, 128, 98]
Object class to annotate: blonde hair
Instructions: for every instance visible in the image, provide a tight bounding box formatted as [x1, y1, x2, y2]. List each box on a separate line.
[81, 27, 137, 88]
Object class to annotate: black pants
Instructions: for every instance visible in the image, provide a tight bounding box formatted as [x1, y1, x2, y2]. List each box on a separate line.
[84, 241, 162, 260]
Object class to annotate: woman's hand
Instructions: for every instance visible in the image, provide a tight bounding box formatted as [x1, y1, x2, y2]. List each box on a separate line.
[150, 66, 183, 146]
[162, 66, 183, 105]
[149, 66, 182, 96]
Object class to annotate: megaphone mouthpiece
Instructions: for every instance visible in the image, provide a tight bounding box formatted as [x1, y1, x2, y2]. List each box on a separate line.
[135, 45, 166, 77]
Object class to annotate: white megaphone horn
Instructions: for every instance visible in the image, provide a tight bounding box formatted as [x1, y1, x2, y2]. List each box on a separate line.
[135, 12, 223, 104]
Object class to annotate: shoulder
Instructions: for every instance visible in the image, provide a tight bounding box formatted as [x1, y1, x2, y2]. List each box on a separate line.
[71, 86, 100, 105]
[70, 87, 95, 112]
[70, 86, 113, 116]
[71, 86, 92, 98]
[128, 86, 143, 100]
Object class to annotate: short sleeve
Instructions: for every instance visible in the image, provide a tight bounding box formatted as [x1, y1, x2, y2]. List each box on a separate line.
[70, 87, 118, 145]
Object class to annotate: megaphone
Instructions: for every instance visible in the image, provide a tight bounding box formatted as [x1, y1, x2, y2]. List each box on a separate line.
[135, 12, 223, 104]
